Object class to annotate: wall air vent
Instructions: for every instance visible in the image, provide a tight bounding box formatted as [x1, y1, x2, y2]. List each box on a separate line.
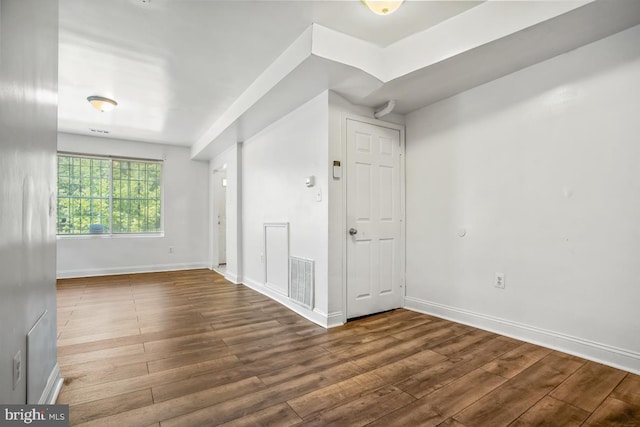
[289, 256, 314, 310]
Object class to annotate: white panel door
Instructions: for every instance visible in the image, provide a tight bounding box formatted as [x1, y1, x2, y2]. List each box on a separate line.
[346, 119, 402, 318]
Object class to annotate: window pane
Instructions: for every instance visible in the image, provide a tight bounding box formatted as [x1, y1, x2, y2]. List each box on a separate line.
[57, 156, 70, 196]
[57, 155, 161, 235]
[57, 197, 71, 234]
[112, 160, 162, 234]
[56, 155, 110, 234]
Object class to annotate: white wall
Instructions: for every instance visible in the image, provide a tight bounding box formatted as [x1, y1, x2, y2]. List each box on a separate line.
[0, 0, 60, 404]
[404, 25, 640, 373]
[57, 133, 210, 277]
[241, 91, 330, 325]
[209, 91, 402, 326]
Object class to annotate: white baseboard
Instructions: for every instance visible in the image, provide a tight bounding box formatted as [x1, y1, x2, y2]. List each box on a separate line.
[56, 262, 209, 279]
[404, 296, 640, 375]
[242, 277, 331, 328]
[39, 363, 63, 404]
[224, 272, 241, 284]
[327, 311, 345, 328]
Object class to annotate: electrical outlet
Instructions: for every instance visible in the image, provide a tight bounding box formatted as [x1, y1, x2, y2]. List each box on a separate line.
[13, 350, 21, 390]
[168, 246, 174, 254]
[495, 273, 505, 289]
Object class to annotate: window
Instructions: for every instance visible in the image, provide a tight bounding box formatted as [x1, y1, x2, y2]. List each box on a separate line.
[57, 154, 162, 235]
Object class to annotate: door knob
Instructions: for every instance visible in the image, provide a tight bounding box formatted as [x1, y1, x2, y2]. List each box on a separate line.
[349, 228, 358, 236]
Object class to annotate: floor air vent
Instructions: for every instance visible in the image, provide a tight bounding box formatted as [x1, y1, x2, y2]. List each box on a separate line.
[289, 257, 314, 309]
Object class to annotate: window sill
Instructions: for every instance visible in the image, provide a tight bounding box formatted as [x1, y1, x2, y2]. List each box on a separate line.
[56, 233, 165, 240]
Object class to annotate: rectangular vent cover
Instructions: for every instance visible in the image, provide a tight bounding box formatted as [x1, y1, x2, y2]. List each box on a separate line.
[289, 257, 314, 310]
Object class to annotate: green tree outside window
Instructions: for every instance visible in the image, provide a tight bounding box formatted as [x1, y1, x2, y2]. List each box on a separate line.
[57, 154, 162, 235]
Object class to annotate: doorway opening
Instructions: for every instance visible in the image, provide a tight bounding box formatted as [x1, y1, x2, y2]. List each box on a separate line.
[213, 169, 227, 273]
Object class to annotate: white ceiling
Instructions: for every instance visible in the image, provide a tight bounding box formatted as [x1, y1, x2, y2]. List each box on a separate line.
[58, 0, 640, 155]
[58, 0, 482, 146]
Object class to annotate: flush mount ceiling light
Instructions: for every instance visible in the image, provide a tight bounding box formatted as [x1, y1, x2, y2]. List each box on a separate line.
[87, 95, 118, 112]
[361, 0, 404, 16]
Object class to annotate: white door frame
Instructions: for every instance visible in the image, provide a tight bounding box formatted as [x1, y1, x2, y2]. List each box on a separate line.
[341, 114, 406, 324]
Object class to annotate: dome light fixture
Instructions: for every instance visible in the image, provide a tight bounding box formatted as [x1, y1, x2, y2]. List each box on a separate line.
[361, 0, 404, 16]
[87, 95, 118, 112]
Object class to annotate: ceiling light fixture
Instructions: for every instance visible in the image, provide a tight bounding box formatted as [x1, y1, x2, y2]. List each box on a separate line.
[361, 0, 404, 16]
[87, 95, 118, 112]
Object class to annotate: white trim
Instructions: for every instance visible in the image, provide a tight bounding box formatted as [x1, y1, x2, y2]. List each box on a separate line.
[404, 296, 640, 375]
[341, 114, 406, 322]
[243, 276, 330, 328]
[327, 311, 345, 328]
[343, 114, 406, 132]
[56, 262, 209, 279]
[39, 363, 63, 404]
[57, 150, 163, 163]
[56, 233, 165, 240]
[340, 113, 349, 325]
[224, 272, 240, 284]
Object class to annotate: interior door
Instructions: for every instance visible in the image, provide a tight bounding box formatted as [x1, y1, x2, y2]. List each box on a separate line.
[346, 119, 402, 319]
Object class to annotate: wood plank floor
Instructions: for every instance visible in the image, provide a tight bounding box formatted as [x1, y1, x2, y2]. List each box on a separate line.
[56, 269, 640, 427]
